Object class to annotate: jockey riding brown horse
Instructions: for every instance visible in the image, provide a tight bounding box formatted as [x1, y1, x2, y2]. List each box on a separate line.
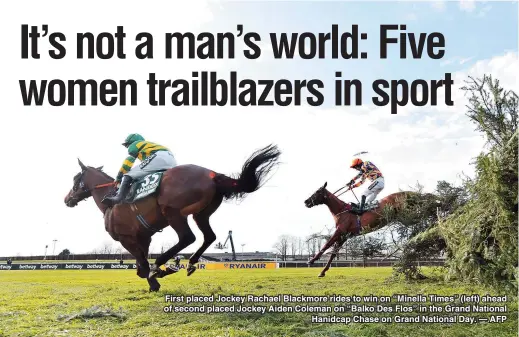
[304, 182, 409, 277]
[64, 144, 281, 292]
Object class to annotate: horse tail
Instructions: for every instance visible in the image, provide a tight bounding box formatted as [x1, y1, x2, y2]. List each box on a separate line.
[214, 144, 281, 201]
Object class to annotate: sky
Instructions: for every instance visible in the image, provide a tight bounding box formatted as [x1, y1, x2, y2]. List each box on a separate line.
[0, 0, 517, 257]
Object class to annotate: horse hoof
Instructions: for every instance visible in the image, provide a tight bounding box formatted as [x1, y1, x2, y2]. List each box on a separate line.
[307, 260, 314, 266]
[186, 265, 197, 276]
[148, 280, 161, 292]
[318, 273, 325, 278]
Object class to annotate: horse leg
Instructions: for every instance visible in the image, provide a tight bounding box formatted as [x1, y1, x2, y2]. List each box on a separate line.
[186, 197, 223, 276]
[185, 221, 215, 276]
[308, 229, 341, 265]
[149, 212, 195, 279]
[136, 235, 162, 291]
[119, 236, 161, 292]
[318, 234, 348, 278]
[318, 252, 338, 278]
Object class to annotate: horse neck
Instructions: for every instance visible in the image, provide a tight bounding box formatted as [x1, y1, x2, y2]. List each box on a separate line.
[324, 190, 348, 215]
[88, 172, 114, 213]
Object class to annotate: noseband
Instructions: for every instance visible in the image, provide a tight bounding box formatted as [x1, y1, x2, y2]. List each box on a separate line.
[69, 171, 116, 204]
[307, 191, 328, 207]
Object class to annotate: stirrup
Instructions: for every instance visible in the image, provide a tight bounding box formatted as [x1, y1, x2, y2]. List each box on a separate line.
[102, 194, 122, 206]
[366, 201, 378, 209]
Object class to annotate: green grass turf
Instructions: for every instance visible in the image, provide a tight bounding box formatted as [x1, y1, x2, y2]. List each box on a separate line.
[0, 267, 516, 337]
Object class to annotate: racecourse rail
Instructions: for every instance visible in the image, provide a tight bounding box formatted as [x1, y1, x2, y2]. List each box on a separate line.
[0, 260, 444, 271]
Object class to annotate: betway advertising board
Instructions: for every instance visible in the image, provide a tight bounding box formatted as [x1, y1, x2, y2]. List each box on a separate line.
[0, 262, 278, 271]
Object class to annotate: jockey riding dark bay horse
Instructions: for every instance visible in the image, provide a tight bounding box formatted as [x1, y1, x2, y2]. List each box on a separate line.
[101, 133, 177, 207]
[64, 134, 281, 292]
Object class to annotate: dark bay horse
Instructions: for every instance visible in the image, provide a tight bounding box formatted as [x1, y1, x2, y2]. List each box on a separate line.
[304, 182, 409, 277]
[64, 144, 281, 291]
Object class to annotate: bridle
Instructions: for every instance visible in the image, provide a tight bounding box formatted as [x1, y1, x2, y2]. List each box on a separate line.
[307, 184, 358, 210]
[68, 170, 116, 205]
[306, 188, 329, 207]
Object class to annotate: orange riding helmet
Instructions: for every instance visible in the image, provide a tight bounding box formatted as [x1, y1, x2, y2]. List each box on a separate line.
[350, 158, 363, 168]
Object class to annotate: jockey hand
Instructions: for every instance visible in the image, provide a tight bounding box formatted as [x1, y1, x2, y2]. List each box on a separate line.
[347, 180, 355, 188]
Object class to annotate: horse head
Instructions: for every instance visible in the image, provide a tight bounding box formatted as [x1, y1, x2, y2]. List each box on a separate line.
[304, 182, 329, 208]
[64, 158, 106, 207]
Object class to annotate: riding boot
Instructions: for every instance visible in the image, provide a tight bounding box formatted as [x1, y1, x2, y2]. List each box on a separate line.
[358, 195, 367, 214]
[102, 175, 133, 206]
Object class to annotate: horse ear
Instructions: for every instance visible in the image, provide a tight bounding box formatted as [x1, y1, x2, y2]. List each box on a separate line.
[323, 182, 327, 189]
[78, 158, 86, 171]
[96, 166, 104, 171]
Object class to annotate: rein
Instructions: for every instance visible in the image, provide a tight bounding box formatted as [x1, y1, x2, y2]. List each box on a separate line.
[94, 182, 117, 189]
[332, 185, 349, 195]
[332, 184, 358, 202]
[79, 181, 116, 194]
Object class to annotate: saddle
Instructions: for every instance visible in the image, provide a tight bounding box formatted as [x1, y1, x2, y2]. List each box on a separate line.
[106, 170, 167, 204]
[348, 200, 379, 215]
[112, 170, 169, 233]
[127, 170, 168, 203]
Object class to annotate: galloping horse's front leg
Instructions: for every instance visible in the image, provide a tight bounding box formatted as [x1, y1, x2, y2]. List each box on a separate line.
[119, 235, 161, 292]
[319, 252, 338, 278]
[308, 229, 341, 265]
[318, 234, 349, 277]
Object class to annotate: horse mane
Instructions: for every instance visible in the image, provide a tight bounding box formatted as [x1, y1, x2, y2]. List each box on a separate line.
[325, 189, 352, 211]
[75, 166, 114, 183]
[73, 171, 82, 182]
[90, 166, 114, 181]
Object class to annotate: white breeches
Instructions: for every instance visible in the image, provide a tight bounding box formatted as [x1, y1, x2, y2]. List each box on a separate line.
[362, 177, 385, 203]
[126, 151, 177, 180]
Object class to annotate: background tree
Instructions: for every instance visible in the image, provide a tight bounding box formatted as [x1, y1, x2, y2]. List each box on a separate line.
[57, 249, 71, 259]
[288, 235, 299, 259]
[100, 241, 113, 255]
[273, 235, 290, 260]
[297, 237, 305, 259]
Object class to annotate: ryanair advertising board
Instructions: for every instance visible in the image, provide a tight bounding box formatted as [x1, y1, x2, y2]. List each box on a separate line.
[0, 262, 279, 271]
[205, 262, 278, 270]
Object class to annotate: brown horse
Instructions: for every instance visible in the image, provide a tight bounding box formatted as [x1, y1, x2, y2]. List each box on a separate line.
[64, 144, 281, 291]
[304, 182, 409, 277]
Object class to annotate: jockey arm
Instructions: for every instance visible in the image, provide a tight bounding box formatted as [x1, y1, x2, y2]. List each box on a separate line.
[348, 171, 366, 189]
[115, 143, 141, 183]
[115, 155, 137, 183]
